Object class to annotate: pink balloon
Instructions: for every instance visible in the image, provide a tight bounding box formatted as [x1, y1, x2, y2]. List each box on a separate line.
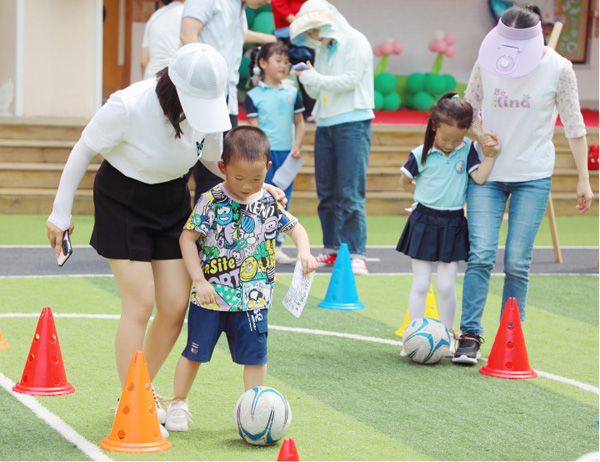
[392, 40, 403, 55]
[444, 45, 456, 57]
[428, 40, 438, 53]
[444, 33, 457, 45]
[374, 44, 384, 57]
[381, 41, 394, 55]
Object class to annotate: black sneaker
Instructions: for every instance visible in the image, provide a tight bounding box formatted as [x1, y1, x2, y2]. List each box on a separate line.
[452, 333, 484, 365]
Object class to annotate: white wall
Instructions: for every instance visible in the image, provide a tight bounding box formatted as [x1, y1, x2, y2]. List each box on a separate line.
[0, 0, 18, 115]
[22, 0, 97, 118]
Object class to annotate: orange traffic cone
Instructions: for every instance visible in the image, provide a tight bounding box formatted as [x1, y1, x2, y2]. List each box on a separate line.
[13, 307, 74, 395]
[100, 351, 170, 453]
[277, 437, 300, 461]
[0, 327, 9, 349]
[479, 298, 537, 379]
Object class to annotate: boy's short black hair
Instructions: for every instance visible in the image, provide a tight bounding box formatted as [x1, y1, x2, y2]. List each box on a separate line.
[222, 126, 270, 165]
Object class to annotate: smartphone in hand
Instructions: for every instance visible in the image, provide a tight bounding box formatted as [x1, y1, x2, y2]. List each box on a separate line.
[57, 230, 73, 266]
[291, 62, 309, 72]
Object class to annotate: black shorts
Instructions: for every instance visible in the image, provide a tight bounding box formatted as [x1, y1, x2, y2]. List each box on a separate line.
[396, 203, 469, 263]
[90, 160, 192, 261]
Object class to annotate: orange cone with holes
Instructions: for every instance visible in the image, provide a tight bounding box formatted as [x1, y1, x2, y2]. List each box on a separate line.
[479, 297, 537, 379]
[100, 351, 170, 453]
[13, 307, 74, 395]
[0, 327, 9, 349]
[277, 437, 300, 461]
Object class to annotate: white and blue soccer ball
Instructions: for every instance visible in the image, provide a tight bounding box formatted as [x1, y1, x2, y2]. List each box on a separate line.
[233, 386, 292, 445]
[402, 317, 451, 364]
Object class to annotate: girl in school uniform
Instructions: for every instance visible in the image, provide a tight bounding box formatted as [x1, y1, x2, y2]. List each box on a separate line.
[397, 91, 499, 353]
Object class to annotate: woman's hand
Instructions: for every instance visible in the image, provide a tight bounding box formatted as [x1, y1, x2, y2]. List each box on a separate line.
[47, 218, 74, 258]
[481, 130, 500, 157]
[575, 179, 593, 214]
[290, 61, 314, 76]
[263, 183, 288, 207]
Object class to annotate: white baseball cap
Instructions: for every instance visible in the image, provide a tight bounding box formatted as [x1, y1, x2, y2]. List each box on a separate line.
[168, 43, 232, 134]
[478, 18, 544, 78]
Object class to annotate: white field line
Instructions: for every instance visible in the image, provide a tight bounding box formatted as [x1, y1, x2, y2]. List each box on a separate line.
[0, 372, 112, 461]
[1, 312, 598, 395]
[2, 273, 596, 279]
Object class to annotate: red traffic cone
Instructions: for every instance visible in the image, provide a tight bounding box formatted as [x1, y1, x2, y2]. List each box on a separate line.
[479, 298, 537, 379]
[13, 307, 75, 395]
[277, 438, 300, 461]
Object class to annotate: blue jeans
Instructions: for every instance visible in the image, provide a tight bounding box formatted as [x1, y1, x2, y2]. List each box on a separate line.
[265, 150, 294, 247]
[314, 120, 371, 258]
[460, 177, 551, 335]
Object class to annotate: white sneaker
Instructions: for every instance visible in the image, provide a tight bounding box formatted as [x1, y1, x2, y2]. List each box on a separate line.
[445, 330, 458, 358]
[165, 400, 193, 432]
[160, 424, 169, 439]
[153, 388, 167, 425]
[275, 249, 294, 264]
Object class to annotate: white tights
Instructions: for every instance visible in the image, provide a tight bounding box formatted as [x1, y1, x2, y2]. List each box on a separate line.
[408, 259, 458, 330]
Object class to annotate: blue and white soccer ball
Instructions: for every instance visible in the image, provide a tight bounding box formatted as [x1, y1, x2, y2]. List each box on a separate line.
[233, 386, 292, 445]
[402, 317, 451, 364]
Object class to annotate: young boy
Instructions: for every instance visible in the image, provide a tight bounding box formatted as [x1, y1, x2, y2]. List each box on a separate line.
[165, 125, 317, 432]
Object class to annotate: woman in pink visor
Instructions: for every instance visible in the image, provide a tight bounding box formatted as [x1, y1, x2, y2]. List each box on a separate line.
[453, 5, 593, 364]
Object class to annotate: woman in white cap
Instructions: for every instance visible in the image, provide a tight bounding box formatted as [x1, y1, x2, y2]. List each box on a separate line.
[453, 5, 593, 365]
[289, 0, 374, 275]
[46, 43, 284, 429]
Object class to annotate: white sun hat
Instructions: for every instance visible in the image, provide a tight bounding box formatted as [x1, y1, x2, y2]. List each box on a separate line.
[168, 43, 232, 134]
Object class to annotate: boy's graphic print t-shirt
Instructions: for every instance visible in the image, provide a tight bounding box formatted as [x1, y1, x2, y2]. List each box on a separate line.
[183, 184, 298, 312]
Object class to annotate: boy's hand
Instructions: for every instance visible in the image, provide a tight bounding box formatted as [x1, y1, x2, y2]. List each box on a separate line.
[289, 146, 302, 159]
[481, 130, 500, 157]
[297, 251, 317, 276]
[194, 279, 218, 306]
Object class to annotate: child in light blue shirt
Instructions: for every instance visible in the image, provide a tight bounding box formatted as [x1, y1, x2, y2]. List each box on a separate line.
[245, 42, 305, 265]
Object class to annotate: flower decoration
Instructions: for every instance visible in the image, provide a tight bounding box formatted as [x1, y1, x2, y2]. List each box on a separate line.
[374, 39, 403, 76]
[428, 31, 456, 74]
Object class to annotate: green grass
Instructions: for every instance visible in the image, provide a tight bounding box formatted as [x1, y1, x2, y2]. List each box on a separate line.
[0, 273, 598, 461]
[0, 214, 598, 460]
[1, 214, 599, 246]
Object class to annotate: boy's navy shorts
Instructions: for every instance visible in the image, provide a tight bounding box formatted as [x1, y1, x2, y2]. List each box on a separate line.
[181, 302, 268, 366]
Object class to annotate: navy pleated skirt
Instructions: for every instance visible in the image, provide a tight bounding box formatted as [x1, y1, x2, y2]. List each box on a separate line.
[396, 203, 469, 263]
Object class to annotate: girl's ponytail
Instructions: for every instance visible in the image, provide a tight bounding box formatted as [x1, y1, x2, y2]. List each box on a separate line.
[248, 46, 262, 87]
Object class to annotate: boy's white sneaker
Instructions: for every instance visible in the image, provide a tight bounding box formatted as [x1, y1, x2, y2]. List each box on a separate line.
[152, 388, 167, 425]
[165, 400, 193, 432]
